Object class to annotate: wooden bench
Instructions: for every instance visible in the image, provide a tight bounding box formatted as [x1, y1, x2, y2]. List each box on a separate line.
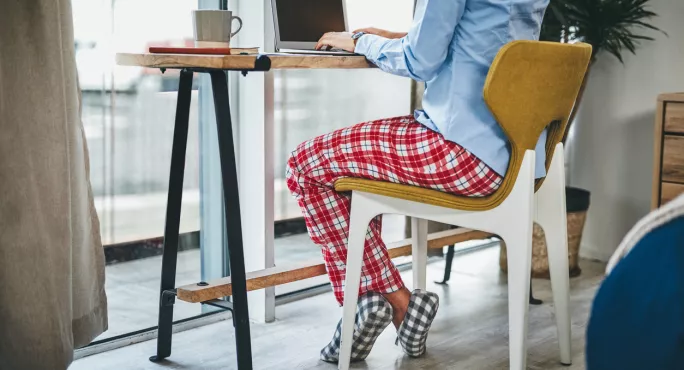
[177, 228, 494, 303]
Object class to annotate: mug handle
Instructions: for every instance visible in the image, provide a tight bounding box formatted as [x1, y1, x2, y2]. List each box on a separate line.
[230, 16, 243, 38]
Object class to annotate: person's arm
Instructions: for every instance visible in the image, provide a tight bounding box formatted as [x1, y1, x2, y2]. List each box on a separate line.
[353, 27, 407, 40]
[355, 0, 466, 82]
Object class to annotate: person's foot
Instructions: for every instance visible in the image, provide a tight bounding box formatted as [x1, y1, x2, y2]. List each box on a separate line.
[320, 292, 394, 363]
[383, 287, 412, 328]
[395, 289, 440, 357]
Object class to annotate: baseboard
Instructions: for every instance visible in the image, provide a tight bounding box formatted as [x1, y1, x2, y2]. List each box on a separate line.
[579, 242, 615, 263]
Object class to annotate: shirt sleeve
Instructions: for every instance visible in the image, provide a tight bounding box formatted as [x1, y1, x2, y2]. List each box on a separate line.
[354, 0, 466, 82]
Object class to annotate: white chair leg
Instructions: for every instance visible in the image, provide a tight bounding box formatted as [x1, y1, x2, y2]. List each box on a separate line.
[503, 223, 534, 370]
[501, 150, 535, 370]
[338, 194, 376, 370]
[411, 217, 428, 290]
[536, 144, 572, 365]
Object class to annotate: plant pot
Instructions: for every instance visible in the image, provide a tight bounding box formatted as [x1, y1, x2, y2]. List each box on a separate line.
[499, 186, 590, 278]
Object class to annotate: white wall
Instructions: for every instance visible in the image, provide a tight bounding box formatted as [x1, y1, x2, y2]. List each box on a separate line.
[568, 0, 684, 261]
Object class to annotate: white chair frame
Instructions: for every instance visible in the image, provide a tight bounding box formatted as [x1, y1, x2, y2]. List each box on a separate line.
[337, 143, 571, 370]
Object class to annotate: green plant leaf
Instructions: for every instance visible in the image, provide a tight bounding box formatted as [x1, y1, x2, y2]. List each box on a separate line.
[542, 0, 666, 63]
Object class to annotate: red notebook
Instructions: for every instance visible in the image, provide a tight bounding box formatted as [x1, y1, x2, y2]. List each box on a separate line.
[149, 46, 259, 55]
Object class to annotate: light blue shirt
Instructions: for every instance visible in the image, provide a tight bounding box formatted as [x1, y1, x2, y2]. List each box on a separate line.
[354, 0, 550, 178]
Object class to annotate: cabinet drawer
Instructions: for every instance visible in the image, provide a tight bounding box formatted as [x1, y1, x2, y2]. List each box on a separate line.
[662, 135, 684, 183]
[661, 182, 684, 205]
[665, 102, 684, 134]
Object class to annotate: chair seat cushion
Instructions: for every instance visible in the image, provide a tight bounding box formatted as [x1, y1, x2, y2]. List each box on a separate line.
[334, 178, 499, 211]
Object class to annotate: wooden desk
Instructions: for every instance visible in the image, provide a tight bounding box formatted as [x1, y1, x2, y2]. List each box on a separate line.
[115, 52, 372, 70]
[115, 53, 373, 370]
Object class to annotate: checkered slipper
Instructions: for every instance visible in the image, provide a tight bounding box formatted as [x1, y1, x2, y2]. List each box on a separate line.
[395, 289, 440, 357]
[320, 292, 394, 363]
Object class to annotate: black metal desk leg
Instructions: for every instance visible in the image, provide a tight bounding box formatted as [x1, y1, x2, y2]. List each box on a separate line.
[436, 245, 456, 284]
[149, 69, 194, 362]
[209, 70, 253, 370]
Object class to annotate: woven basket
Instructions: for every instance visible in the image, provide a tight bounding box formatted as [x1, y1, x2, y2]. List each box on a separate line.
[499, 210, 587, 278]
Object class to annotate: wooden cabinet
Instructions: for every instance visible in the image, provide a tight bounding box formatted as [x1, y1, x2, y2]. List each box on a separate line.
[664, 102, 684, 133]
[653, 93, 684, 208]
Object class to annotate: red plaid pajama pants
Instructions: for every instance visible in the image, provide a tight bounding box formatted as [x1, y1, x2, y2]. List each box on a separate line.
[286, 115, 502, 305]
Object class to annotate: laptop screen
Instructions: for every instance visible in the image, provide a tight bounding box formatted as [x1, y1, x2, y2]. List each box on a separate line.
[275, 0, 346, 42]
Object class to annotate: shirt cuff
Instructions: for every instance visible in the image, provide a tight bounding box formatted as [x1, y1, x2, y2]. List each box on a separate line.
[354, 34, 388, 61]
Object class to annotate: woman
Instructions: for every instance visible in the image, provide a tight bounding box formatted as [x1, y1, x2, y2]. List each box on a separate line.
[287, 0, 550, 362]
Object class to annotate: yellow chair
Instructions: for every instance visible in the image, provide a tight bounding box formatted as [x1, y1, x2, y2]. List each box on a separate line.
[333, 41, 592, 370]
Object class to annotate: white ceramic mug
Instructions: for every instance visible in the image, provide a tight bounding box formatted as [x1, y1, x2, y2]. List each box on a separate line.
[192, 10, 243, 47]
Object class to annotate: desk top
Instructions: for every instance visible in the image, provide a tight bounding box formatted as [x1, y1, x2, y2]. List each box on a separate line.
[115, 53, 373, 71]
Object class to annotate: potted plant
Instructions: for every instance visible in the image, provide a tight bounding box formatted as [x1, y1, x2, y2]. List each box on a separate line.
[500, 0, 666, 278]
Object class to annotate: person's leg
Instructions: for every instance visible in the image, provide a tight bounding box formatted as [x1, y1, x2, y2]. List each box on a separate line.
[286, 164, 405, 307]
[287, 115, 501, 310]
[287, 116, 502, 359]
[384, 289, 412, 327]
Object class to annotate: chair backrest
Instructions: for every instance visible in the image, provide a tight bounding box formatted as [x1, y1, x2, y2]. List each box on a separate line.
[334, 41, 591, 213]
[484, 40, 591, 199]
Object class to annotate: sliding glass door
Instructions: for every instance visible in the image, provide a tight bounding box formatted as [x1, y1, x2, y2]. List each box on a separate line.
[73, 0, 219, 340]
[72, 0, 416, 342]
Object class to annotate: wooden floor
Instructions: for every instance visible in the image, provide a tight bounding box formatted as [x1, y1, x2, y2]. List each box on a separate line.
[98, 215, 407, 339]
[72, 247, 605, 370]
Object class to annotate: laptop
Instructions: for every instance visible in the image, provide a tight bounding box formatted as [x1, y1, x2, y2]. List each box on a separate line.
[271, 0, 355, 55]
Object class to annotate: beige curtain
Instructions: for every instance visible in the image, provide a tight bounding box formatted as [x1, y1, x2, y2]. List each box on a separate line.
[0, 1, 108, 369]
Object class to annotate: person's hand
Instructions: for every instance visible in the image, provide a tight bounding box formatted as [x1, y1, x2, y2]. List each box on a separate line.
[315, 32, 356, 52]
[353, 27, 407, 39]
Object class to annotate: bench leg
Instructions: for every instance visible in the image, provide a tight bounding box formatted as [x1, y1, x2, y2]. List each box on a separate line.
[210, 70, 253, 370]
[435, 244, 455, 285]
[150, 69, 194, 362]
[530, 281, 543, 305]
[435, 243, 541, 305]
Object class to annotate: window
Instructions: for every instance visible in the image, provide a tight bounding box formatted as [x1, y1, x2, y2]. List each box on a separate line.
[73, 0, 206, 339]
[75, 0, 201, 245]
[73, 0, 416, 341]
